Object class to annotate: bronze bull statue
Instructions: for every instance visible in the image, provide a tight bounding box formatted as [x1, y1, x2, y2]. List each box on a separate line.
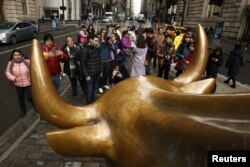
[30, 24, 250, 167]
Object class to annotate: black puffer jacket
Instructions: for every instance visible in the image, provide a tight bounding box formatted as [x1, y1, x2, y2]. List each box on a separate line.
[80, 44, 101, 77]
[206, 52, 224, 74]
[225, 50, 244, 77]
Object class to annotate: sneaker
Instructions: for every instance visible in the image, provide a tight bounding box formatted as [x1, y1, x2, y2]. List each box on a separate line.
[99, 88, 104, 93]
[103, 85, 110, 90]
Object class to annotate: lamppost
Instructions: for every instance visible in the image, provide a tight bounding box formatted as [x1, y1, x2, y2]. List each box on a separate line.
[181, 0, 186, 26]
[102, 4, 105, 18]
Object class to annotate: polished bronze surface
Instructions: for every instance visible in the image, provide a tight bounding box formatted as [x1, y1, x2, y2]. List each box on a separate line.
[31, 24, 250, 167]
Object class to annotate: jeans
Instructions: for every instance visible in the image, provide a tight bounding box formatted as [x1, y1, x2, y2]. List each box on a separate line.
[98, 61, 110, 88]
[52, 74, 61, 91]
[158, 63, 171, 80]
[15, 86, 33, 110]
[84, 75, 99, 104]
[145, 56, 153, 75]
[69, 77, 85, 96]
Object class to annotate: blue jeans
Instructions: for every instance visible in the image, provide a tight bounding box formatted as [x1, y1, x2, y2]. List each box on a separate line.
[69, 77, 85, 96]
[84, 75, 99, 104]
[52, 74, 61, 91]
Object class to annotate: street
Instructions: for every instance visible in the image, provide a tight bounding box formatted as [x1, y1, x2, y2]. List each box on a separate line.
[0, 26, 80, 135]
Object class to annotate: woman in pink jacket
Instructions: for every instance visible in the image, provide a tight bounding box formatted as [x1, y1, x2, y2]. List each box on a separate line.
[121, 30, 132, 62]
[5, 49, 33, 117]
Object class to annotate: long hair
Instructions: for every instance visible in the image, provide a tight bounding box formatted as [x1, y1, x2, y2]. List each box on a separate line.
[9, 49, 25, 61]
[136, 35, 147, 48]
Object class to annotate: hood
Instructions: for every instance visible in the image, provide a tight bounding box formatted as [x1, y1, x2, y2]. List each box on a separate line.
[0, 29, 9, 34]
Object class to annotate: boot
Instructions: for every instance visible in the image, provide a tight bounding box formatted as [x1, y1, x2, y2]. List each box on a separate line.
[230, 84, 236, 88]
[20, 107, 27, 118]
[224, 79, 229, 84]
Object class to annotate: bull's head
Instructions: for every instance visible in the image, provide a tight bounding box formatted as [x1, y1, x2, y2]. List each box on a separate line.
[30, 25, 250, 167]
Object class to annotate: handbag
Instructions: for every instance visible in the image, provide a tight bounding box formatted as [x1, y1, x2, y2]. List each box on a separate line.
[144, 59, 149, 66]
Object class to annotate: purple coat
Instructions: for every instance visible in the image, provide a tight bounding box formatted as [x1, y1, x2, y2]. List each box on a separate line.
[111, 40, 126, 63]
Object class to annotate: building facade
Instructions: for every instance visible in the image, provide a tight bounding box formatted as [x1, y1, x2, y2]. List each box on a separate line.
[175, 0, 250, 40]
[113, 0, 126, 13]
[0, 0, 108, 21]
[0, 0, 38, 21]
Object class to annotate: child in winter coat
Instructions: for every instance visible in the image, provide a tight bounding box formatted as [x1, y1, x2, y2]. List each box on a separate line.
[5, 49, 33, 117]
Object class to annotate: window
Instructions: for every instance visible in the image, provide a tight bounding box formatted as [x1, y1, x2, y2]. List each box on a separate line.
[23, 22, 31, 28]
[14, 23, 23, 30]
[206, 4, 222, 18]
[22, 0, 27, 15]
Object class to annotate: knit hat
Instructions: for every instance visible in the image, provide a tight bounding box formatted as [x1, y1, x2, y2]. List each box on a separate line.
[43, 33, 54, 43]
[183, 33, 191, 38]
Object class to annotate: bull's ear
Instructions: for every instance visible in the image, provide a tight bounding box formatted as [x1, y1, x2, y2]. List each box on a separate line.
[180, 78, 215, 94]
[172, 24, 208, 86]
[30, 39, 99, 128]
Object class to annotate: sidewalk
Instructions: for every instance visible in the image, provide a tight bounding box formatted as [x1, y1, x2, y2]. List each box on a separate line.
[37, 21, 79, 34]
[208, 37, 250, 60]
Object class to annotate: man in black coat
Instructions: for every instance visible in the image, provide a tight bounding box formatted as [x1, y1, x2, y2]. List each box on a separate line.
[80, 34, 101, 104]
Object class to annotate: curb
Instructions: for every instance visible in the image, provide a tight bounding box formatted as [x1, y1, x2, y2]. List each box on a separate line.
[38, 24, 78, 35]
[0, 78, 71, 163]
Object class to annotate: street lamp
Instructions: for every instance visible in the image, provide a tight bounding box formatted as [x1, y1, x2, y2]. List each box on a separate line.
[181, 0, 186, 26]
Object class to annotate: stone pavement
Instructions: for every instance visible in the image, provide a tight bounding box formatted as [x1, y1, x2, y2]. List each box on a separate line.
[0, 76, 109, 167]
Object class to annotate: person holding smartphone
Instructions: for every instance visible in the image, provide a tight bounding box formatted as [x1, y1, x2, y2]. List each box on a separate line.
[41, 33, 67, 90]
[109, 60, 129, 86]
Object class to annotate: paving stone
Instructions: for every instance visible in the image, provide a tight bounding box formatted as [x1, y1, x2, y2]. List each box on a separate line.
[42, 152, 65, 160]
[35, 139, 48, 145]
[40, 145, 54, 153]
[28, 160, 45, 167]
[64, 161, 82, 167]
[30, 134, 44, 139]
[9, 151, 28, 160]
[46, 160, 64, 167]
[27, 152, 42, 159]
[81, 162, 100, 167]
[9, 160, 29, 167]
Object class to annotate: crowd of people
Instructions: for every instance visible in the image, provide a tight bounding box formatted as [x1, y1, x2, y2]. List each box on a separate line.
[5, 23, 245, 118]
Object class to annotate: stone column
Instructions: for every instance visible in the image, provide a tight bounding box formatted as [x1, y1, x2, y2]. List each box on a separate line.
[76, 0, 81, 20]
[72, 0, 76, 20]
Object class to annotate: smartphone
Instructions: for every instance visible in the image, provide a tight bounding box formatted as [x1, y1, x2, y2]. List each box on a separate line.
[51, 47, 57, 54]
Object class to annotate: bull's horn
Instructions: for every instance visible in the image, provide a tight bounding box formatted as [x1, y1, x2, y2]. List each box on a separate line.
[180, 78, 215, 94]
[46, 120, 116, 159]
[30, 39, 99, 128]
[173, 24, 208, 86]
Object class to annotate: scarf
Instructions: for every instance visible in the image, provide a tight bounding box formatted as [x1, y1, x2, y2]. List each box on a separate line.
[10, 57, 30, 74]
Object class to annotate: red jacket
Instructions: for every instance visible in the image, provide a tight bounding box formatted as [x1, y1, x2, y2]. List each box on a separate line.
[41, 43, 67, 76]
